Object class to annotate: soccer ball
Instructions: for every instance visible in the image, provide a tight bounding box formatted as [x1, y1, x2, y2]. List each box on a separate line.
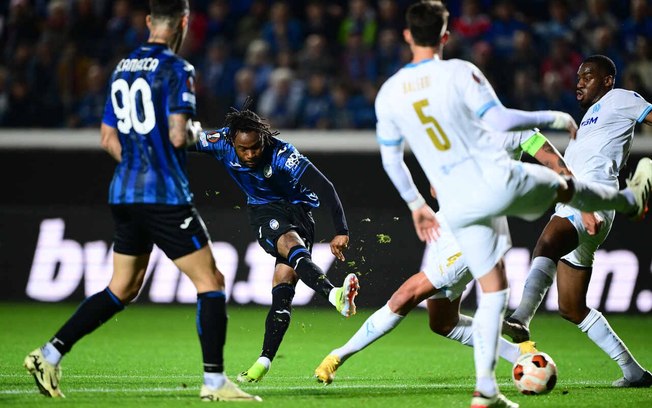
[512, 352, 558, 395]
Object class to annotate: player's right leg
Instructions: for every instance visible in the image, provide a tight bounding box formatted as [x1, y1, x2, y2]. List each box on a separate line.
[315, 271, 435, 384]
[556, 262, 651, 388]
[504, 215, 578, 342]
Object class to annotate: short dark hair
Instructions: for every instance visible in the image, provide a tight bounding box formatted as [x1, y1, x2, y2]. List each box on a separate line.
[149, 0, 189, 19]
[223, 97, 278, 147]
[406, 1, 449, 47]
[583, 54, 617, 78]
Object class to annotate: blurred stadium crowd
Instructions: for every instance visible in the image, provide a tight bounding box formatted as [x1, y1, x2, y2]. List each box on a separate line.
[0, 0, 651, 132]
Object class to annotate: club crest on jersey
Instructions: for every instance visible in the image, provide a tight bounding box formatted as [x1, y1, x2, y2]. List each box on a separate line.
[269, 219, 280, 230]
[264, 165, 273, 178]
[592, 103, 601, 113]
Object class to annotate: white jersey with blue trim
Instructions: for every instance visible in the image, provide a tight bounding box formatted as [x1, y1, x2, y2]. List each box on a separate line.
[375, 56, 514, 211]
[565, 88, 652, 189]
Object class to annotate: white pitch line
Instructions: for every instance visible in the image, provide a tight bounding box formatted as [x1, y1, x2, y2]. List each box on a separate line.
[0, 381, 602, 395]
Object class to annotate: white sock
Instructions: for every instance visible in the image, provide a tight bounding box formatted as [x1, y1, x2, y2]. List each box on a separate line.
[331, 304, 403, 361]
[473, 289, 508, 397]
[256, 356, 271, 370]
[578, 308, 645, 380]
[569, 179, 631, 213]
[445, 314, 520, 364]
[511, 256, 556, 326]
[328, 287, 338, 307]
[41, 342, 62, 366]
[203, 372, 226, 389]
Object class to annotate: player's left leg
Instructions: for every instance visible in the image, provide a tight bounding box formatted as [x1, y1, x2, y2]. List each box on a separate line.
[557, 262, 651, 388]
[24, 252, 145, 398]
[238, 264, 297, 383]
[428, 297, 535, 365]
[471, 260, 517, 407]
[315, 271, 435, 384]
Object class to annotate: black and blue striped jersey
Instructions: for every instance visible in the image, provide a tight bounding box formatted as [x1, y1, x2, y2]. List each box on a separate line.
[196, 128, 319, 207]
[102, 43, 196, 205]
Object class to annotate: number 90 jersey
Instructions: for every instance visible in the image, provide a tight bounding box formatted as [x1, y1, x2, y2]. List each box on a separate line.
[375, 56, 516, 216]
[102, 43, 197, 205]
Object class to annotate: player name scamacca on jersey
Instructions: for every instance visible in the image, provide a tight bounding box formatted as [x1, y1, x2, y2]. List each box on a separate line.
[25, 218, 335, 305]
[115, 57, 160, 72]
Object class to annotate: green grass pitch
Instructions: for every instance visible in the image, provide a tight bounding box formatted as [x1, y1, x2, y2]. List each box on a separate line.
[1, 303, 650, 407]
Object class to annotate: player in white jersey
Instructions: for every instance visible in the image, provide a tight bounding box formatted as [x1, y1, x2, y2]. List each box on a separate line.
[371, 3, 652, 408]
[314, 129, 566, 385]
[504, 55, 652, 388]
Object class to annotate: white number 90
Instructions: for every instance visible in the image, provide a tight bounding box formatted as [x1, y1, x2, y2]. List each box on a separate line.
[111, 78, 156, 134]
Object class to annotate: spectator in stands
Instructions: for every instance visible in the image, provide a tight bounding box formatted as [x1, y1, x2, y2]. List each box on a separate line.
[205, 0, 236, 46]
[244, 39, 274, 96]
[261, 1, 303, 54]
[338, 29, 377, 92]
[484, 0, 529, 58]
[572, 0, 619, 56]
[26, 39, 63, 127]
[540, 36, 583, 91]
[338, 0, 377, 48]
[257, 67, 302, 129]
[297, 72, 333, 129]
[540, 71, 581, 121]
[296, 34, 336, 80]
[621, 0, 652, 55]
[587, 25, 625, 84]
[533, 0, 575, 44]
[303, 0, 339, 46]
[329, 82, 356, 129]
[451, 0, 491, 48]
[232, 68, 258, 118]
[68, 62, 106, 128]
[628, 36, 652, 94]
[376, 28, 403, 81]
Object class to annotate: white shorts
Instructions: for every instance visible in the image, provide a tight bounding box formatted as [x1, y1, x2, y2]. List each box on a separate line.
[554, 203, 614, 267]
[423, 216, 473, 301]
[441, 161, 562, 278]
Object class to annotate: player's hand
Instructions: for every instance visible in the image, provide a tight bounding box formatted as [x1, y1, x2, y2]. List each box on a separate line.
[411, 205, 440, 243]
[185, 119, 203, 146]
[330, 234, 349, 261]
[550, 111, 578, 139]
[581, 211, 603, 236]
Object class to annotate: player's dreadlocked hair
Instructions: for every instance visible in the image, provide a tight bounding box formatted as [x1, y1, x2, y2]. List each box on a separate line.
[223, 98, 279, 147]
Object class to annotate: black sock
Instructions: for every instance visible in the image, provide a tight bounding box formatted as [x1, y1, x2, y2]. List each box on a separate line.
[51, 287, 124, 355]
[261, 283, 295, 360]
[287, 245, 334, 299]
[197, 291, 227, 373]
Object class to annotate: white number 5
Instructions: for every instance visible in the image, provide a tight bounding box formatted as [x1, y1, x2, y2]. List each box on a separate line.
[111, 78, 156, 134]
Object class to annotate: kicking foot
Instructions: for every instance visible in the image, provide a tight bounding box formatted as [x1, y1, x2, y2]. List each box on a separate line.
[335, 273, 359, 317]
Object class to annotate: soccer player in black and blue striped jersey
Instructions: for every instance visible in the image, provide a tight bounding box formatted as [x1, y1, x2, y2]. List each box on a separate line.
[23, 0, 259, 402]
[193, 100, 359, 383]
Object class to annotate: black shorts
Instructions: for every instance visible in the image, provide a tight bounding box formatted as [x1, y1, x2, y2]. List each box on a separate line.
[111, 204, 210, 260]
[247, 200, 315, 265]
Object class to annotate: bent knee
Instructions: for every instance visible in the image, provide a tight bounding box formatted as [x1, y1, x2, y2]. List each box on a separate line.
[429, 321, 456, 337]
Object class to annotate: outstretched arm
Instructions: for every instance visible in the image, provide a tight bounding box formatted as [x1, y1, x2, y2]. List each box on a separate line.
[380, 143, 440, 242]
[482, 105, 578, 138]
[298, 164, 349, 261]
